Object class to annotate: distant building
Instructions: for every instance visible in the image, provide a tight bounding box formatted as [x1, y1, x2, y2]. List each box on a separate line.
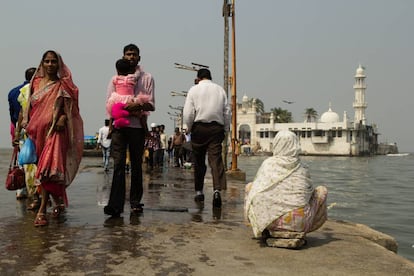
[235, 65, 389, 156]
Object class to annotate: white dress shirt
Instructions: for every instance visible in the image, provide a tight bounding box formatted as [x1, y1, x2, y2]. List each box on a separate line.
[183, 79, 230, 132]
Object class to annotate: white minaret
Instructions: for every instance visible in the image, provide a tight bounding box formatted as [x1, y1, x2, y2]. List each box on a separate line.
[353, 64, 367, 125]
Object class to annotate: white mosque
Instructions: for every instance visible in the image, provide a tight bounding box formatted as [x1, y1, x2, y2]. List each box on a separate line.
[236, 65, 383, 156]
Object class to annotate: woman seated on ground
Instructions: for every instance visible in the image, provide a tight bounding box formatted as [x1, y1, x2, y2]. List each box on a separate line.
[244, 130, 327, 247]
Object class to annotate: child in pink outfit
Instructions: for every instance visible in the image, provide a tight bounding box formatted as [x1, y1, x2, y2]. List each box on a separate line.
[107, 59, 149, 130]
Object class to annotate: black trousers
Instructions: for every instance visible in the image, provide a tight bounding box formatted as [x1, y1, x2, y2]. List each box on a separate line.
[107, 127, 145, 213]
[191, 122, 226, 192]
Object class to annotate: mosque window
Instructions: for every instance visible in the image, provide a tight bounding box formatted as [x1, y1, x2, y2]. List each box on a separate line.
[314, 130, 323, 137]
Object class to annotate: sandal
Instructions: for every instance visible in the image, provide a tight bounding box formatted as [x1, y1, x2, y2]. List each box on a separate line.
[34, 213, 48, 227]
[52, 205, 65, 218]
[27, 199, 41, 211]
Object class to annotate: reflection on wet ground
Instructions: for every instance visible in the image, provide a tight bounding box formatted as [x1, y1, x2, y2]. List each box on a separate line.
[0, 156, 248, 274]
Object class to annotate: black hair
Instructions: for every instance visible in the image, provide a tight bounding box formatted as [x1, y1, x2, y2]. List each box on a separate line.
[42, 50, 58, 61]
[116, 59, 132, 76]
[197, 68, 212, 80]
[123, 44, 140, 55]
[25, 67, 36, 81]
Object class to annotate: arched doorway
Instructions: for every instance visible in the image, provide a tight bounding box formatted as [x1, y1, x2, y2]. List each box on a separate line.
[239, 124, 251, 145]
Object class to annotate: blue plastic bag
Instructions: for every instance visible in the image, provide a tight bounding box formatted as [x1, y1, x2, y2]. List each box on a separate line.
[18, 137, 37, 165]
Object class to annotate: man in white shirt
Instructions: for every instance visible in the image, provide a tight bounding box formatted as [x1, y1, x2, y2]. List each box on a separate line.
[183, 68, 231, 209]
[98, 119, 112, 171]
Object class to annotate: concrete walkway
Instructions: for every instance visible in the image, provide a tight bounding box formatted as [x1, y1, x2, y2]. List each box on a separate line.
[1, 158, 414, 275]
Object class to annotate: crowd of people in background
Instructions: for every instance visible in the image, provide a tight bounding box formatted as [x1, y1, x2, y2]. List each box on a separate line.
[97, 122, 195, 172]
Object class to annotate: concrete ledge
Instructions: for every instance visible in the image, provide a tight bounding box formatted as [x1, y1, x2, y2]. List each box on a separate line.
[331, 219, 398, 253]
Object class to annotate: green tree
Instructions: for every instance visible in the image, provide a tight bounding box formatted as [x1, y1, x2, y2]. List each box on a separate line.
[248, 98, 265, 114]
[271, 107, 293, 123]
[304, 108, 318, 122]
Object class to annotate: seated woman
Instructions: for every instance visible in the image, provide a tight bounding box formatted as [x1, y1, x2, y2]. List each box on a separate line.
[244, 130, 327, 248]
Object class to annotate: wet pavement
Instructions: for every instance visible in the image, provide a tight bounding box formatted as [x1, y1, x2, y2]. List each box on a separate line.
[0, 157, 246, 275]
[1, 155, 414, 275]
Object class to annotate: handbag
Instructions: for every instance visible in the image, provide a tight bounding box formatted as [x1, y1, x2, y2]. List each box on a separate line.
[5, 147, 26, 191]
[18, 137, 37, 165]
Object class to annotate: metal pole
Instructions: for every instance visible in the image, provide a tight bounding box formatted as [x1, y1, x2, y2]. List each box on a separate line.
[180, 109, 183, 131]
[230, 0, 238, 171]
[223, 0, 230, 98]
[223, 0, 230, 171]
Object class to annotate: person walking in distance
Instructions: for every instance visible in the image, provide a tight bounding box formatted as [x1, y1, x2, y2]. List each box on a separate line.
[98, 119, 112, 172]
[183, 68, 230, 209]
[144, 123, 160, 170]
[104, 43, 155, 217]
[171, 127, 185, 167]
[157, 124, 167, 167]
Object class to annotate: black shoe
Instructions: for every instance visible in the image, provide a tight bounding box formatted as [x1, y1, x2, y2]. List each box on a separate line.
[131, 203, 144, 214]
[213, 191, 222, 208]
[194, 194, 205, 202]
[213, 207, 222, 220]
[104, 205, 121, 217]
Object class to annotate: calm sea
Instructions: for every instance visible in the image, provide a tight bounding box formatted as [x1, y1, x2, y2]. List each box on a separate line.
[0, 148, 413, 262]
[240, 153, 414, 262]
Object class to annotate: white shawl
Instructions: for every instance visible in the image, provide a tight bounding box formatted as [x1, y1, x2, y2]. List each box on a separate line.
[244, 130, 314, 238]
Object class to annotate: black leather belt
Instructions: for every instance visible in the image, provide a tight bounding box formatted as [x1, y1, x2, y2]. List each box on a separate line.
[194, 121, 222, 126]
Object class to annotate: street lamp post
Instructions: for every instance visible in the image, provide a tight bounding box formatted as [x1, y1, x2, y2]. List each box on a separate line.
[171, 91, 188, 97]
[169, 116, 177, 129]
[174, 62, 209, 72]
[169, 105, 184, 131]
[230, 0, 238, 172]
[225, 0, 246, 181]
[223, 0, 231, 172]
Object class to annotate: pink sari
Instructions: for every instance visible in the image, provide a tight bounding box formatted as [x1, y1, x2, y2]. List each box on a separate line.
[23, 53, 84, 205]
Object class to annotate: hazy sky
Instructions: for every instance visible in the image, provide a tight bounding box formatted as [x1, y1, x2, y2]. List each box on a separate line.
[1, 1, 413, 152]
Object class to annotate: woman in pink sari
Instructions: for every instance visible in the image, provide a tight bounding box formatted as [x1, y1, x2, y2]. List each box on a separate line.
[20, 50, 84, 226]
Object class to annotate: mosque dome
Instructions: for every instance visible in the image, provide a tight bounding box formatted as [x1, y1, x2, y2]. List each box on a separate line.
[242, 94, 248, 102]
[320, 107, 340, 123]
[355, 65, 365, 77]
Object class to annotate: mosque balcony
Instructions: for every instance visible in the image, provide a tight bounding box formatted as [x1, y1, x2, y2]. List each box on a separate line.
[352, 102, 368, 108]
[353, 84, 367, 89]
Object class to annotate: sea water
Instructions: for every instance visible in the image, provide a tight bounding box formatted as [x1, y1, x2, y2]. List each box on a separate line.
[240, 153, 414, 262]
